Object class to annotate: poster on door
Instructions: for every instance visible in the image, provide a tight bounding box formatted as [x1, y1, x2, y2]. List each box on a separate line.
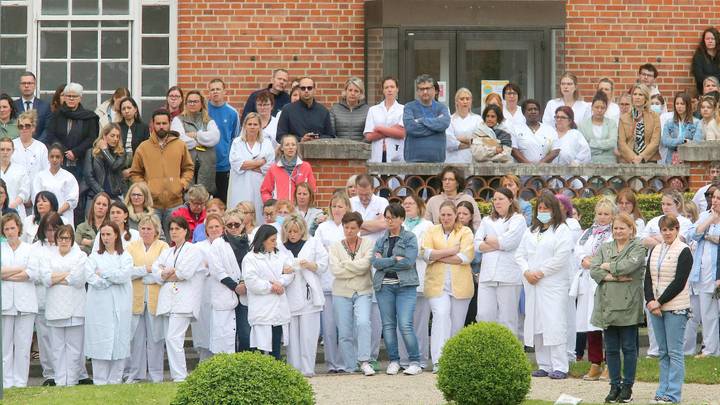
[437, 81, 447, 104]
[481, 80, 509, 111]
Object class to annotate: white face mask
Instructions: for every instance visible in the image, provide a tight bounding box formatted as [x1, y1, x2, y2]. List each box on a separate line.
[650, 104, 663, 114]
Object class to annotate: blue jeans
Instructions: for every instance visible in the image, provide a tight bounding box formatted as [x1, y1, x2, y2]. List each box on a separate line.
[650, 311, 689, 403]
[376, 284, 420, 363]
[603, 325, 639, 387]
[334, 293, 372, 371]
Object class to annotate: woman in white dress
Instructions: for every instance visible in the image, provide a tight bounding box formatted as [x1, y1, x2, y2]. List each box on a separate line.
[33, 143, 79, 227]
[516, 191, 574, 379]
[84, 221, 133, 385]
[22, 191, 58, 243]
[1, 213, 39, 388]
[552, 106, 591, 165]
[228, 112, 274, 224]
[445, 88, 482, 163]
[153, 216, 203, 382]
[243, 224, 295, 360]
[256, 91, 280, 149]
[126, 214, 168, 383]
[41, 224, 87, 386]
[12, 111, 49, 199]
[363, 77, 405, 164]
[543, 72, 590, 128]
[280, 214, 327, 376]
[0, 137, 30, 219]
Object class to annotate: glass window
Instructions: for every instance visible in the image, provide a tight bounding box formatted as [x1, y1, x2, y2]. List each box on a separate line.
[1, 6, 27, 35]
[142, 6, 169, 34]
[101, 31, 129, 59]
[142, 69, 169, 97]
[0, 4, 28, 91]
[41, 31, 68, 59]
[103, 0, 129, 15]
[142, 37, 169, 66]
[71, 31, 99, 58]
[42, 0, 69, 15]
[73, 0, 99, 15]
[1, 38, 26, 65]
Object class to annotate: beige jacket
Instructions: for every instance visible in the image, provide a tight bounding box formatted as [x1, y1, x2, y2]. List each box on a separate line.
[328, 237, 374, 298]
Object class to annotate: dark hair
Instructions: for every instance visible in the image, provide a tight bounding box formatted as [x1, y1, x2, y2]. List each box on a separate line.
[0, 179, 9, 212]
[209, 78, 225, 88]
[456, 200, 476, 232]
[263, 199, 277, 209]
[438, 166, 466, 194]
[119, 97, 141, 122]
[384, 203, 405, 220]
[48, 142, 65, 155]
[531, 191, 565, 232]
[255, 90, 275, 106]
[251, 224, 278, 253]
[502, 82, 522, 100]
[168, 216, 191, 242]
[37, 211, 63, 245]
[591, 91, 609, 106]
[98, 221, 124, 254]
[491, 187, 520, 220]
[482, 104, 505, 125]
[555, 106, 577, 129]
[639, 63, 658, 78]
[19, 71, 36, 81]
[110, 201, 132, 241]
[151, 109, 172, 123]
[50, 83, 66, 113]
[672, 92, 693, 124]
[55, 224, 75, 247]
[521, 99, 542, 115]
[341, 211, 363, 227]
[87, 192, 112, 229]
[0, 94, 18, 120]
[616, 188, 644, 220]
[33, 191, 59, 225]
[165, 86, 184, 108]
[354, 174, 374, 188]
[695, 28, 720, 62]
[658, 214, 680, 230]
[381, 76, 399, 90]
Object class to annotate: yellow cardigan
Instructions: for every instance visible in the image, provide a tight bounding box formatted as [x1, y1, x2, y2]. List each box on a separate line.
[422, 224, 475, 299]
[127, 239, 169, 315]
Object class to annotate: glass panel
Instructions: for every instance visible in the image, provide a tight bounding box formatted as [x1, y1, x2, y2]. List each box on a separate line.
[72, 0, 98, 15]
[81, 93, 97, 111]
[102, 21, 127, 27]
[71, 31, 98, 58]
[0, 38, 26, 65]
[101, 30, 128, 59]
[71, 21, 97, 27]
[365, 27, 399, 105]
[103, 0, 129, 15]
[1, 69, 25, 93]
[142, 6, 169, 34]
[141, 69, 169, 97]
[41, 31, 68, 59]
[40, 62, 68, 92]
[551, 29, 565, 101]
[141, 99, 164, 123]
[413, 39, 450, 106]
[142, 37, 169, 65]
[101, 62, 128, 90]
[42, 0, 69, 15]
[42, 21, 68, 27]
[1, 6, 27, 35]
[71, 62, 98, 90]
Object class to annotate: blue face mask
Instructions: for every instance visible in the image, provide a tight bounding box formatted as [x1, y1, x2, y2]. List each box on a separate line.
[650, 104, 663, 114]
[276, 215, 285, 225]
[537, 212, 552, 224]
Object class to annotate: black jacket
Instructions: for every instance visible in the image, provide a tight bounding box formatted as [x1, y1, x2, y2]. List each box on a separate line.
[83, 147, 129, 198]
[692, 51, 720, 94]
[276, 100, 335, 144]
[119, 119, 150, 154]
[45, 104, 100, 162]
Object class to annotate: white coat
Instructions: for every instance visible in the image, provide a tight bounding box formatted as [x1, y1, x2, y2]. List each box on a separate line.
[28, 241, 55, 311]
[314, 220, 345, 293]
[209, 236, 246, 309]
[91, 228, 140, 253]
[32, 168, 79, 227]
[279, 237, 328, 315]
[515, 223, 573, 347]
[445, 112, 482, 163]
[406, 219, 434, 293]
[570, 227, 613, 332]
[192, 239, 215, 350]
[84, 251, 133, 360]
[12, 137, 49, 197]
[474, 214, 527, 285]
[41, 245, 87, 321]
[242, 251, 294, 327]
[153, 242, 204, 319]
[364, 100, 405, 163]
[1, 162, 30, 218]
[1, 241, 39, 315]
[227, 137, 275, 225]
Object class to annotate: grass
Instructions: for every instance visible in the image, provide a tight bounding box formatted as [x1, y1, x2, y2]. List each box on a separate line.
[567, 356, 720, 384]
[1, 383, 178, 405]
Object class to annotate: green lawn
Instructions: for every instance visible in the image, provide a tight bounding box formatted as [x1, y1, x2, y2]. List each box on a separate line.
[1, 383, 177, 405]
[567, 356, 720, 385]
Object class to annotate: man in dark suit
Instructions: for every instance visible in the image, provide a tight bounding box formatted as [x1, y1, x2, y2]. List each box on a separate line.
[13, 71, 51, 143]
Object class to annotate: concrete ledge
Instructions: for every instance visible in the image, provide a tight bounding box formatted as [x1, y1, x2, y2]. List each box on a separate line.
[678, 142, 720, 162]
[301, 138, 371, 160]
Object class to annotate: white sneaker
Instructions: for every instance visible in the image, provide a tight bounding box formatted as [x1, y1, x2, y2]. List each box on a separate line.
[361, 362, 375, 376]
[386, 361, 400, 375]
[403, 364, 423, 375]
[432, 363, 440, 374]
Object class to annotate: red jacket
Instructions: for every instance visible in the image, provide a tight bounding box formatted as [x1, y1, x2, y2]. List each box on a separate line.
[171, 205, 207, 235]
[260, 157, 316, 203]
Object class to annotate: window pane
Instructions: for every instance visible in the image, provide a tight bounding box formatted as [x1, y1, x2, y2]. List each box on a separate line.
[142, 69, 169, 97]
[43, 21, 68, 27]
[1, 69, 25, 93]
[71, 31, 98, 58]
[73, 0, 98, 15]
[101, 62, 128, 90]
[41, 31, 68, 59]
[141, 99, 164, 123]
[1, 6, 27, 35]
[142, 6, 169, 34]
[71, 21, 97, 27]
[101, 30, 128, 59]
[141, 37, 169, 66]
[71, 62, 98, 91]
[103, 0, 129, 15]
[42, 0, 69, 15]
[40, 62, 68, 92]
[102, 21, 127, 27]
[0, 38, 26, 65]
[81, 93, 97, 111]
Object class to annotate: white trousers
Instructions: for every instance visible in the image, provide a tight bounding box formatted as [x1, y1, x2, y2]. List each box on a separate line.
[128, 313, 165, 382]
[2, 313, 36, 388]
[565, 297, 577, 359]
[35, 310, 54, 379]
[645, 306, 659, 356]
[321, 293, 344, 371]
[428, 293, 470, 366]
[210, 309, 236, 355]
[399, 293, 431, 368]
[370, 301, 382, 361]
[476, 283, 522, 337]
[165, 315, 192, 382]
[91, 358, 125, 385]
[698, 292, 720, 356]
[287, 312, 321, 376]
[534, 333, 569, 373]
[48, 325, 84, 386]
[684, 294, 700, 355]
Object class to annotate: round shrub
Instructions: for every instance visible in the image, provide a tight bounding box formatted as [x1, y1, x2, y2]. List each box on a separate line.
[172, 352, 314, 405]
[437, 322, 531, 405]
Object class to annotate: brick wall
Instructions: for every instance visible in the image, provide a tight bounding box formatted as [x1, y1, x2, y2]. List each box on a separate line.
[565, 0, 720, 99]
[176, 0, 365, 110]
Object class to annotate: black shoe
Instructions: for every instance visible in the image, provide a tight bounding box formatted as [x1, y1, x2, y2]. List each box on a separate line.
[42, 379, 56, 386]
[604, 385, 621, 403]
[618, 385, 633, 403]
[78, 378, 94, 385]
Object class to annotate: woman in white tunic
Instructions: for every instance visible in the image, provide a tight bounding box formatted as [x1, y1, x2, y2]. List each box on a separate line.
[41, 225, 87, 386]
[126, 214, 168, 383]
[280, 214, 327, 376]
[474, 187, 527, 336]
[1, 213, 39, 388]
[32, 143, 79, 227]
[0, 137, 30, 219]
[84, 221, 133, 385]
[363, 77, 405, 164]
[12, 111, 49, 199]
[91, 201, 140, 251]
[515, 191, 573, 379]
[242, 224, 295, 360]
[227, 112, 274, 224]
[552, 106, 592, 166]
[313, 191, 351, 372]
[445, 88, 482, 164]
[543, 72, 590, 128]
[153, 216, 204, 382]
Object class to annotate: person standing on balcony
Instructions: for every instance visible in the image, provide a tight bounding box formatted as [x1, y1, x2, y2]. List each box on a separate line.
[637, 63, 661, 97]
[331, 77, 370, 142]
[692, 28, 720, 95]
[578, 92, 618, 164]
[242, 69, 291, 122]
[276, 77, 335, 144]
[403, 74, 450, 163]
[364, 77, 406, 163]
[445, 88, 481, 164]
[511, 99, 559, 164]
[502, 83, 526, 130]
[618, 84, 661, 164]
[542, 72, 590, 129]
[597, 78, 620, 125]
[14, 72, 51, 143]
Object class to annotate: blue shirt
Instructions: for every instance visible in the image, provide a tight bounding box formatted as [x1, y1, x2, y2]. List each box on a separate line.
[208, 102, 240, 172]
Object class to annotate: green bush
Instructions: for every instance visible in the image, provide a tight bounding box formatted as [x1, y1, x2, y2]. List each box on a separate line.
[172, 352, 314, 405]
[437, 322, 531, 405]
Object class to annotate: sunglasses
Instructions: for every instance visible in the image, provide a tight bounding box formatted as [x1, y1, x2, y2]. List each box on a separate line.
[226, 222, 242, 229]
[18, 124, 33, 130]
[299, 86, 314, 91]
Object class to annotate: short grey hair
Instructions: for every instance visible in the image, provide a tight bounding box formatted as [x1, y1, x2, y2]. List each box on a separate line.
[703, 76, 720, 88]
[64, 82, 83, 96]
[415, 74, 435, 89]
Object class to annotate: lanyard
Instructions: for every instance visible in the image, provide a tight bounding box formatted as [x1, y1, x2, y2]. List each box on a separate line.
[172, 242, 186, 268]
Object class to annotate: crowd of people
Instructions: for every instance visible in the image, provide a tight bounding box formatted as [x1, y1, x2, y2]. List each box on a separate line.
[1, 27, 720, 404]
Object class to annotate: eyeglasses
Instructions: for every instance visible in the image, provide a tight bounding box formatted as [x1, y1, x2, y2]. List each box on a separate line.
[505, 91, 518, 96]
[417, 87, 434, 92]
[299, 86, 314, 91]
[130, 193, 144, 198]
[65, 95, 80, 99]
[384, 216, 398, 221]
[168, 94, 181, 99]
[186, 100, 201, 105]
[18, 124, 33, 130]
[20, 81, 35, 86]
[263, 212, 274, 217]
[57, 236, 72, 241]
[226, 222, 242, 229]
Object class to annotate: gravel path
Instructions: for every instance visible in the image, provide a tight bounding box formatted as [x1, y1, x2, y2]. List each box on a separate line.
[309, 373, 720, 405]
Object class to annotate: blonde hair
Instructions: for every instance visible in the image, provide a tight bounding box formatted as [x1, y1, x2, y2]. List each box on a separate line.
[559, 72, 580, 100]
[595, 197, 618, 216]
[93, 123, 125, 157]
[439, 200, 462, 232]
[328, 191, 352, 213]
[181, 90, 211, 124]
[17, 110, 37, 127]
[275, 199, 295, 214]
[281, 213, 309, 243]
[240, 112, 263, 142]
[630, 84, 651, 110]
[613, 212, 637, 238]
[235, 201, 256, 228]
[684, 200, 699, 222]
[224, 208, 244, 225]
[136, 214, 162, 240]
[342, 77, 365, 102]
[124, 182, 154, 214]
[454, 88, 472, 105]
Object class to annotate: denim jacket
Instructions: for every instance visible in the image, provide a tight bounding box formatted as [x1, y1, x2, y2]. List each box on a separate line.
[370, 227, 419, 291]
[688, 210, 720, 290]
[661, 118, 701, 164]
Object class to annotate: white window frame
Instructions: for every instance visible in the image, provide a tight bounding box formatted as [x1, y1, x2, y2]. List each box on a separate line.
[0, 0, 33, 84]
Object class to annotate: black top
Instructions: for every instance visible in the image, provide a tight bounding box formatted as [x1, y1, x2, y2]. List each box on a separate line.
[384, 236, 399, 280]
[241, 84, 291, 122]
[644, 246, 693, 305]
[276, 100, 335, 144]
[119, 119, 151, 154]
[692, 51, 720, 94]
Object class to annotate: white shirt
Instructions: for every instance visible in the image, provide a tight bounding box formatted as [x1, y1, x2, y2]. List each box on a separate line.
[153, 242, 205, 318]
[605, 102, 621, 125]
[1, 241, 39, 315]
[363, 100, 405, 163]
[350, 194, 389, 244]
[1, 162, 30, 218]
[512, 122, 558, 163]
[41, 245, 87, 322]
[32, 168, 79, 227]
[170, 116, 221, 150]
[552, 129, 592, 165]
[12, 138, 49, 197]
[692, 184, 710, 213]
[262, 114, 280, 149]
[445, 112, 481, 163]
[542, 98, 590, 129]
[504, 106, 526, 129]
[314, 219, 345, 292]
[642, 215, 693, 241]
[474, 214, 527, 284]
